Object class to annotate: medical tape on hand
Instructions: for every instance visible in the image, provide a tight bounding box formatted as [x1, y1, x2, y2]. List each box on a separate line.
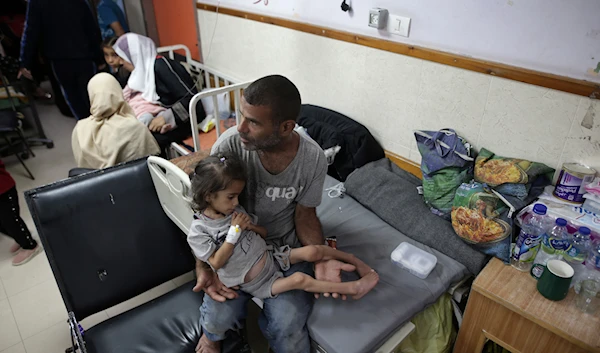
[226, 225, 242, 244]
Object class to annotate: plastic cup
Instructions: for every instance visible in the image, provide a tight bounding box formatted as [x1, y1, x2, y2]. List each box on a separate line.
[575, 279, 600, 314]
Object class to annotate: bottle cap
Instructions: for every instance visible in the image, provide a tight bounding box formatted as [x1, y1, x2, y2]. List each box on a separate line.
[533, 203, 547, 215]
[555, 218, 567, 227]
[579, 226, 591, 235]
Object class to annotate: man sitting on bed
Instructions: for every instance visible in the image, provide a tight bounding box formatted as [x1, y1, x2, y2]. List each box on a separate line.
[194, 75, 358, 353]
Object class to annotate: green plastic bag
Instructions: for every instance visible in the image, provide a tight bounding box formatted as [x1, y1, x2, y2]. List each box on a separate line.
[415, 129, 474, 219]
[396, 294, 456, 353]
[421, 167, 472, 219]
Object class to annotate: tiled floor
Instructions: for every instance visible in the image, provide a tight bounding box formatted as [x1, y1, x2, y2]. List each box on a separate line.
[0, 101, 265, 353]
[0, 102, 200, 352]
[1, 100, 81, 353]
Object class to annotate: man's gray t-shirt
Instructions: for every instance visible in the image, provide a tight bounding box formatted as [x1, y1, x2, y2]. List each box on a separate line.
[212, 128, 327, 248]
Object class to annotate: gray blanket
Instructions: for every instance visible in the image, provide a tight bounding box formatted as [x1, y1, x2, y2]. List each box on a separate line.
[308, 176, 469, 353]
[344, 158, 488, 275]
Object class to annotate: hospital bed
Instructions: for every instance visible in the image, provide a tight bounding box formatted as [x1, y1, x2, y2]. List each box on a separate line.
[151, 150, 472, 353]
[153, 44, 477, 352]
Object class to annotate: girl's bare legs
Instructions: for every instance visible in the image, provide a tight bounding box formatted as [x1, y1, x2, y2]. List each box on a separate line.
[289, 245, 374, 277]
[271, 245, 379, 299]
[271, 270, 379, 300]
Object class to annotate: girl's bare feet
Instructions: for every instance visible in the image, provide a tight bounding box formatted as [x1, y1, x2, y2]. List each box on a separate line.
[195, 333, 220, 353]
[352, 270, 379, 300]
[354, 261, 374, 278]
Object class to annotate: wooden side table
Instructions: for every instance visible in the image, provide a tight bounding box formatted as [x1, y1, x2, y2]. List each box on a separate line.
[455, 258, 600, 353]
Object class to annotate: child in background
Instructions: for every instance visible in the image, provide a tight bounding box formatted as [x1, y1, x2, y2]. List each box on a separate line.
[0, 159, 41, 266]
[102, 37, 129, 88]
[122, 84, 173, 134]
[187, 154, 379, 300]
[102, 38, 173, 134]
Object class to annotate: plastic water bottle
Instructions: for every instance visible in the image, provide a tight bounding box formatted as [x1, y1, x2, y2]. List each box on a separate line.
[565, 226, 592, 282]
[575, 241, 600, 289]
[512, 203, 547, 271]
[573, 241, 600, 304]
[530, 218, 569, 279]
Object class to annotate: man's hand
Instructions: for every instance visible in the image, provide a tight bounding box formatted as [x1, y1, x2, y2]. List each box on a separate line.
[314, 259, 356, 300]
[193, 263, 239, 302]
[149, 116, 166, 132]
[232, 212, 251, 230]
[17, 68, 33, 80]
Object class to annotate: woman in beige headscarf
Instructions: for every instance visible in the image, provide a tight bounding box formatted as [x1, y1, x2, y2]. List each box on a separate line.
[72, 73, 160, 169]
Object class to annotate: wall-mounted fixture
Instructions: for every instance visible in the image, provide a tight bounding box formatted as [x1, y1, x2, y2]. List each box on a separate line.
[368, 8, 388, 29]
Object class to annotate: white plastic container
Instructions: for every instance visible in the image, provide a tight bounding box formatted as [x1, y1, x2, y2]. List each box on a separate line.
[391, 242, 438, 279]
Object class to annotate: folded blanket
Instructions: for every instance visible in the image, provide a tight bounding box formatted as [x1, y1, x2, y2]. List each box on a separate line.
[345, 158, 489, 275]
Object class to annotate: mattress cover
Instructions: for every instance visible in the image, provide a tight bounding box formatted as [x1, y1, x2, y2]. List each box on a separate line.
[307, 176, 469, 353]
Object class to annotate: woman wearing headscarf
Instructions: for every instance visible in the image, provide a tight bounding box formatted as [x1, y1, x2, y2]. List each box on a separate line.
[72, 73, 160, 169]
[113, 33, 206, 151]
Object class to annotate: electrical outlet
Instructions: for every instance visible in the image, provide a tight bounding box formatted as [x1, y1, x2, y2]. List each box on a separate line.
[368, 8, 388, 29]
[387, 14, 411, 37]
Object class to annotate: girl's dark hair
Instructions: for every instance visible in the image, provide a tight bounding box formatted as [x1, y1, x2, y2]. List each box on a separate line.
[191, 153, 246, 211]
[102, 36, 118, 49]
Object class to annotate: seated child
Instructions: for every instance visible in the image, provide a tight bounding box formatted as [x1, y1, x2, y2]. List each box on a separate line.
[102, 37, 130, 88]
[122, 85, 174, 134]
[187, 154, 379, 300]
[102, 37, 173, 134]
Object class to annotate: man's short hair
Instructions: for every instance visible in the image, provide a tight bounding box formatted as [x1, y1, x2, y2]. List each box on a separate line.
[243, 75, 301, 126]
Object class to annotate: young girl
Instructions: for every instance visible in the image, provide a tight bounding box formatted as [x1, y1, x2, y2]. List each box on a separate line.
[187, 154, 379, 300]
[102, 37, 172, 134]
[122, 85, 173, 135]
[102, 37, 129, 88]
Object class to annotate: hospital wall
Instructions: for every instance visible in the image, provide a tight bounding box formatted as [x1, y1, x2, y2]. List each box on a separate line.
[196, 10, 600, 174]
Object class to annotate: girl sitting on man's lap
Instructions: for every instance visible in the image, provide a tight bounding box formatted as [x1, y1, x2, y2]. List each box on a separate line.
[187, 154, 379, 300]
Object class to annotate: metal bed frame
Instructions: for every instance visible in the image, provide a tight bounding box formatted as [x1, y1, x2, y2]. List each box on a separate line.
[156, 45, 250, 157]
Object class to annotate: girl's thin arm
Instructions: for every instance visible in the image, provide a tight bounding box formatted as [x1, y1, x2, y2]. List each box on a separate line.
[208, 242, 235, 270]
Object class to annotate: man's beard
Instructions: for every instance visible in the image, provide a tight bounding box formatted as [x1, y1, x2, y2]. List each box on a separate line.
[239, 132, 282, 151]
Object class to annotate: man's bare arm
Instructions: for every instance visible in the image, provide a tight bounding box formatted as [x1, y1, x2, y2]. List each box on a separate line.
[294, 204, 324, 246]
[193, 258, 238, 301]
[196, 257, 210, 273]
[295, 203, 356, 300]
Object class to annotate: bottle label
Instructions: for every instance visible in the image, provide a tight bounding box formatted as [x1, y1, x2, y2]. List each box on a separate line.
[592, 255, 600, 270]
[541, 234, 550, 248]
[513, 230, 542, 263]
[550, 239, 570, 251]
[540, 232, 569, 255]
[565, 246, 585, 263]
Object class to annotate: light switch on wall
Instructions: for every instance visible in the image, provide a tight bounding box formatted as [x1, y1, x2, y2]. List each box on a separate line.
[388, 14, 411, 37]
